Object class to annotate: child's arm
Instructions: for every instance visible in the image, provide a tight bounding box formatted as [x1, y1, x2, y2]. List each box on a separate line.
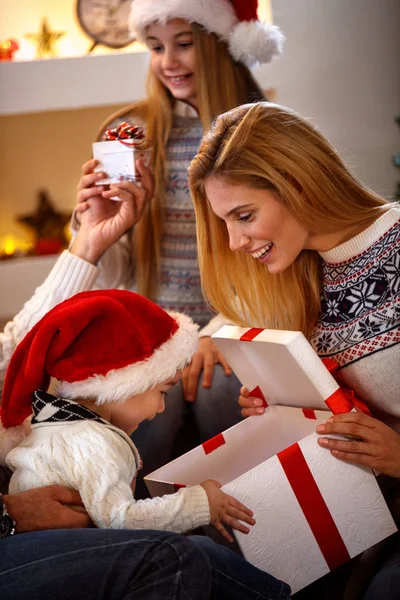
[52, 423, 211, 533]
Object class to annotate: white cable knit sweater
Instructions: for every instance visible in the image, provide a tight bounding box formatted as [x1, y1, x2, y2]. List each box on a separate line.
[6, 392, 210, 532]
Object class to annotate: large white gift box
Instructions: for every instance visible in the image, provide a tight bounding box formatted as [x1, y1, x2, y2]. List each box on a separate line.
[145, 326, 397, 593]
[92, 140, 151, 186]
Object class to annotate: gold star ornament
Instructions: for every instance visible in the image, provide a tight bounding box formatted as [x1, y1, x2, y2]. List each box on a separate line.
[25, 18, 65, 59]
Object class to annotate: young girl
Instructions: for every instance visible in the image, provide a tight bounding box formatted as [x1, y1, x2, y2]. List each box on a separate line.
[73, 0, 285, 486]
[188, 101, 400, 599]
[0, 289, 290, 600]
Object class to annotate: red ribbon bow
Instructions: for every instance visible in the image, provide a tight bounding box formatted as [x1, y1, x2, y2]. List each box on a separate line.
[322, 358, 372, 415]
[102, 122, 145, 147]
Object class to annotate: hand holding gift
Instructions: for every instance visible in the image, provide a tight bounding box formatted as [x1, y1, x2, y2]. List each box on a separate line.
[317, 411, 400, 478]
[72, 157, 154, 263]
[92, 122, 152, 189]
[201, 479, 255, 543]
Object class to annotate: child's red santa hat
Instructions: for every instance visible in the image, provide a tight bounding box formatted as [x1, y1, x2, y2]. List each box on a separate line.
[0, 290, 198, 462]
[130, 0, 284, 67]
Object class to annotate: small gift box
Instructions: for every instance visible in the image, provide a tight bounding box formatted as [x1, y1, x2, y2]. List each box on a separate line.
[92, 122, 151, 186]
[145, 326, 397, 594]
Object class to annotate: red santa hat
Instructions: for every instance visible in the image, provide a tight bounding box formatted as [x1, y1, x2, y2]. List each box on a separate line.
[0, 290, 198, 462]
[130, 0, 285, 67]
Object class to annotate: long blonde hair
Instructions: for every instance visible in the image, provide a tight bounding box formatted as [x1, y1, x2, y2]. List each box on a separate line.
[188, 102, 391, 337]
[102, 24, 265, 300]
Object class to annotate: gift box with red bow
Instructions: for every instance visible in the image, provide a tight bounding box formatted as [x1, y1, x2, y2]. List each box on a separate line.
[92, 122, 151, 188]
[145, 326, 397, 594]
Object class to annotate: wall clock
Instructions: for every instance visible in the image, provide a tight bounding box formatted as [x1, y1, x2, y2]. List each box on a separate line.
[77, 0, 136, 52]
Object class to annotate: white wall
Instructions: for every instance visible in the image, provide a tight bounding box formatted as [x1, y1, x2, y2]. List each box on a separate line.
[258, 0, 400, 198]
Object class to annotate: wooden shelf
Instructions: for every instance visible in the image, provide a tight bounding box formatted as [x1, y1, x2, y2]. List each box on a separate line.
[0, 52, 150, 116]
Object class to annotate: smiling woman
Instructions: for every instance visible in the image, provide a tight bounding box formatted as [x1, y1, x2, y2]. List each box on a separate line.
[189, 96, 400, 600]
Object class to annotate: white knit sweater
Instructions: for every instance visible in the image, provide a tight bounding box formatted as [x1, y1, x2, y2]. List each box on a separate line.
[6, 413, 210, 532]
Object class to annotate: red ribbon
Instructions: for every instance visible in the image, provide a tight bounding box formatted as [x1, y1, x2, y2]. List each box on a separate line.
[240, 328, 264, 342]
[278, 442, 350, 570]
[322, 358, 372, 416]
[102, 122, 145, 147]
[202, 433, 226, 455]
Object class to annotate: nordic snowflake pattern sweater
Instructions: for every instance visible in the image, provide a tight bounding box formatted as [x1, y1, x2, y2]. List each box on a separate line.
[310, 208, 400, 431]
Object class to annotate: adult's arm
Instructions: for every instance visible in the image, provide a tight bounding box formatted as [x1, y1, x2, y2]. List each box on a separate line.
[3, 485, 92, 532]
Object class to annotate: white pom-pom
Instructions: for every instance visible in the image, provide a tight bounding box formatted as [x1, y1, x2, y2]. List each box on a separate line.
[0, 418, 31, 465]
[229, 21, 285, 68]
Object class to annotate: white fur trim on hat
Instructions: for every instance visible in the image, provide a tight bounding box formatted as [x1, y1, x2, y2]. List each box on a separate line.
[55, 313, 199, 405]
[0, 417, 31, 465]
[130, 0, 284, 67]
[229, 21, 285, 67]
[130, 0, 237, 42]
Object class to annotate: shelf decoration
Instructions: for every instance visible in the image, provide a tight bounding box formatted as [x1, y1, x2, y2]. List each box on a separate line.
[0, 235, 33, 261]
[16, 190, 72, 256]
[25, 18, 66, 59]
[0, 40, 19, 61]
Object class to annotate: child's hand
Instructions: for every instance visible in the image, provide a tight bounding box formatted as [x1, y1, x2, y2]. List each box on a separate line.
[238, 386, 266, 418]
[201, 479, 255, 543]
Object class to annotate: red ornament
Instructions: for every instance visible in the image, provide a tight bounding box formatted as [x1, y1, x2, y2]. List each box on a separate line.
[0, 39, 19, 61]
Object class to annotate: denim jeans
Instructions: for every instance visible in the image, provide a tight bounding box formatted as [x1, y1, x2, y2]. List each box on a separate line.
[133, 365, 242, 499]
[0, 528, 211, 600]
[191, 536, 291, 600]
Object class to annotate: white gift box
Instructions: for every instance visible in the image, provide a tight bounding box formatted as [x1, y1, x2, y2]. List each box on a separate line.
[145, 326, 397, 594]
[92, 140, 151, 185]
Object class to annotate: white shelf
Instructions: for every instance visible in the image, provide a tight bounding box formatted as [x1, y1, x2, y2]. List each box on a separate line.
[0, 254, 58, 317]
[0, 52, 150, 116]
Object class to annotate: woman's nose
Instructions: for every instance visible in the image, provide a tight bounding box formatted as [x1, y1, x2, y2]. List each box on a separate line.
[228, 227, 249, 252]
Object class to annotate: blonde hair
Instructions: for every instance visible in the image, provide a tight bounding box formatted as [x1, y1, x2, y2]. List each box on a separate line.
[189, 102, 392, 336]
[101, 24, 265, 300]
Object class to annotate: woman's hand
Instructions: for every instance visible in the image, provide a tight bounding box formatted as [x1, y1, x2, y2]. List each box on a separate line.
[317, 411, 400, 478]
[201, 479, 255, 543]
[3, 485, 92, 533]
[181, 337, 232, 402]
[238, 386, 266, 418]
[71, 158, 154, 264]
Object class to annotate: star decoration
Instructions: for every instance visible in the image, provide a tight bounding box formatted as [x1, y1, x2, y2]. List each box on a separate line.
[25, 18, 65, 59]
[17, 190, 71, 254]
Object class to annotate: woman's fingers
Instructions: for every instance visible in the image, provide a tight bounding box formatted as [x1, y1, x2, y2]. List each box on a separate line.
[136, 158, 155, 196]
[239, 391, 265, 418]
[318, 436, 374, 455]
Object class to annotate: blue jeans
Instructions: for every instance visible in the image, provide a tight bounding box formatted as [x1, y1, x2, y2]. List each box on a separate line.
[0, 529, 290, 600]
[133, 365, 242, 499]
[192, 536, 291, 600]
[0, 529, 210, 600]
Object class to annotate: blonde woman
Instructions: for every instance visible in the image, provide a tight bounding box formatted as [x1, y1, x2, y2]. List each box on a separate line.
[189, 101, 400, 599]
[74, 1, 284, 495]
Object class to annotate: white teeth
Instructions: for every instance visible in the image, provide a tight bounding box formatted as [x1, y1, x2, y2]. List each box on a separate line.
[169, 75, 188, 83]
[251, 243, 272, 258]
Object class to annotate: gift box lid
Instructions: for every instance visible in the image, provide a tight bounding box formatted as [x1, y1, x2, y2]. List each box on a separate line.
[212, 326, 348, 413]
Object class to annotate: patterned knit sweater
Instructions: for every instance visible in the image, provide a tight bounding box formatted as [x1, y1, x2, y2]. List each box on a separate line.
[310, 208, 400, 431]
[94, 101, 215, 329]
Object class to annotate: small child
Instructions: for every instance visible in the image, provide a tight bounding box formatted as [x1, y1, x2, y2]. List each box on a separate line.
[0, 289, 291, 600]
